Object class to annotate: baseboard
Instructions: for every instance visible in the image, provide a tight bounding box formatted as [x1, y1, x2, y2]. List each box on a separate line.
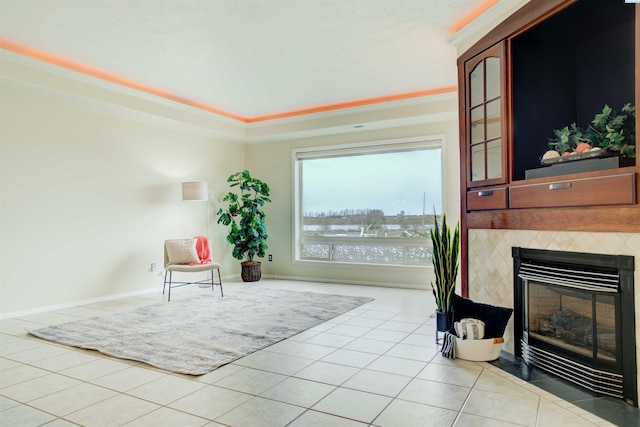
[0, 287, 159, 320]
[260, 273, 427, 290]
[1, 274, 424, 319]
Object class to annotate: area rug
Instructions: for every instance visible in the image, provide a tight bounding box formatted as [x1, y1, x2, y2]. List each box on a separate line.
[29, 287, 373, 375]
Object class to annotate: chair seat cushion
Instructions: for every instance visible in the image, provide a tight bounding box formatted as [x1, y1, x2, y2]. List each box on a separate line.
[165, 238, 200, 265]
[166, 262, 222, 272]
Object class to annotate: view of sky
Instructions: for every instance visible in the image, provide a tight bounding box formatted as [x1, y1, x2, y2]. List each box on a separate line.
[302, 148, 442, 217]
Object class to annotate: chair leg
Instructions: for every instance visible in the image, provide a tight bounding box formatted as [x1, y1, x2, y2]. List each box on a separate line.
[164, 268, 221, 301]
[217, 268, 223, 297]
[163, 270, 167, 295]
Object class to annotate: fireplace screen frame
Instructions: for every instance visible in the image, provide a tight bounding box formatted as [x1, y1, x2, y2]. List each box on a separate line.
[513, 247, 637, 406]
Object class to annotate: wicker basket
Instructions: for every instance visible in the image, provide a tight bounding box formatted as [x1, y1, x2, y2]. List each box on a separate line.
[241, 261, 262, 282]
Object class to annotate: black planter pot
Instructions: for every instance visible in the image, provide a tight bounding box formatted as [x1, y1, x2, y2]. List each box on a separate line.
[435, 310, 452, 345]
[435, 310, 452, 332]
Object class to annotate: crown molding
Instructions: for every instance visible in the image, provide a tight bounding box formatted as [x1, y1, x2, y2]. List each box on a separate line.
[245, 93, 458, 143]
[448, 0, 530, 57]
[1, 49, 458, 143]
[0, 50, 248, 140]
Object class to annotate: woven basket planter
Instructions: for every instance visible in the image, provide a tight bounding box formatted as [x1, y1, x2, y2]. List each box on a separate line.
[241, 261, 262, 282]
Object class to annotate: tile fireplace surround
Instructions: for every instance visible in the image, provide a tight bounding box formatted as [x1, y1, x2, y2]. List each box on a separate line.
[468, 229, 640, 402]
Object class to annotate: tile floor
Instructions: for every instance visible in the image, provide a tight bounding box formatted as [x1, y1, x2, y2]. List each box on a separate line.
[0, 280, 634, 426]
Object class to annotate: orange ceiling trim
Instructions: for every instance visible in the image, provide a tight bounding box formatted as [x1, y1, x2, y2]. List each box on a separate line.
[0, 39, 247, 122]
[245, 86, 458, 123]
[1, 39, 457, 125]
[448, 0, 499, 35]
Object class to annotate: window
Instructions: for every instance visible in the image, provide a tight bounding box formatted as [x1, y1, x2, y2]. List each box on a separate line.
[293, 138, 442, 266]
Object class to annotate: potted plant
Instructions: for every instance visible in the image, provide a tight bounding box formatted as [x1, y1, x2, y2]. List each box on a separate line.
[587, 103, 635, 158]
[430, 213, 460, 334]
[545, 103, 636, 158]
[547, 123, 591, 156]
[216, 170, 271, 282]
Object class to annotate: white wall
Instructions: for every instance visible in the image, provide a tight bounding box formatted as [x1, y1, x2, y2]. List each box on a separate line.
[245, 119, 461, 288]
[0, 79, 244, 316]
[0, 55, 461, 316]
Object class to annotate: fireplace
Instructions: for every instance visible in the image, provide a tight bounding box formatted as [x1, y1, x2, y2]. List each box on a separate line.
[512, 247, 637, 406]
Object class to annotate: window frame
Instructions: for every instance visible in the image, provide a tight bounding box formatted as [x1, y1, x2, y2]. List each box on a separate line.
[292, 136, 445, 267]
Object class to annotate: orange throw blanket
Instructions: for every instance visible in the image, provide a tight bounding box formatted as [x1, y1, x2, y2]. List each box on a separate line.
[192, 235, 211, 264]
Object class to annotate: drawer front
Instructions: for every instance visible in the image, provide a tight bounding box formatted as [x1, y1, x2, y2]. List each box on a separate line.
[510, 173, 636, 209]
[467, 187, 508, 211]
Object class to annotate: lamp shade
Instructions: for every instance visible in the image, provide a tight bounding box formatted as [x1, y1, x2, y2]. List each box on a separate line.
[182, 181, 208, 201]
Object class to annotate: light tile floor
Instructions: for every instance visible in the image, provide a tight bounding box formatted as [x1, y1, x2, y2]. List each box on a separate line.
[0, 280, 628, 426]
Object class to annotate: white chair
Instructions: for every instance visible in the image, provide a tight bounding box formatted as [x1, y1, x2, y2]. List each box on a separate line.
[163, 239, 223, 301]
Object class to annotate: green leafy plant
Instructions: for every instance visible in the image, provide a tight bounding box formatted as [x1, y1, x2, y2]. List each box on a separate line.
[216, 170, 271, 262]
[547, 123, 590, 154]
[546, 104, 636, 158]
[430, 213, 460, 314]
[587, 103, 635, 158]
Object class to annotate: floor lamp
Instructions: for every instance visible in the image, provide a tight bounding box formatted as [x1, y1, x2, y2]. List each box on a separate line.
[182, 181, 210, 287]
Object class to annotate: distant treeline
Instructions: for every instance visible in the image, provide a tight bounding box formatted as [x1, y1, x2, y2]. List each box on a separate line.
[303, 209, 436, 228]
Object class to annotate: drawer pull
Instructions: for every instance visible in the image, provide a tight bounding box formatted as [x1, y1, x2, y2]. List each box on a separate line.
[477, 190, 494, 197]
[549, 182, 571, 190]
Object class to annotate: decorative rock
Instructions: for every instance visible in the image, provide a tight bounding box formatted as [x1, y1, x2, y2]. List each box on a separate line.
[542, 150, 560, 160]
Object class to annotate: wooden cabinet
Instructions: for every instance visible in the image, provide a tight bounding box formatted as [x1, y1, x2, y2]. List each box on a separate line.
[467, 187, 508, 211]
[458, 0, 638, 219]
[457, 0, 640, 293]
[509, 174, 636, 209]
[464, 42, 507, 188]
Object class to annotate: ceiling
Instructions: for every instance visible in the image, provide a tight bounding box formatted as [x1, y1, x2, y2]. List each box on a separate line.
[0, 0, 492, 123]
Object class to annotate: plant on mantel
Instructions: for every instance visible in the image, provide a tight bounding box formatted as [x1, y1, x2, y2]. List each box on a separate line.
[546, 103, 636, 158]
[588, 104, 635, 157]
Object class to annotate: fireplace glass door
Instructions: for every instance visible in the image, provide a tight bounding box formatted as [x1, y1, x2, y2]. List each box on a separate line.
[527, 282, 619, 367]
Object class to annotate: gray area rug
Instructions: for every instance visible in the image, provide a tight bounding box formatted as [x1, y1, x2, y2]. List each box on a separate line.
[29, 287, 374, 375]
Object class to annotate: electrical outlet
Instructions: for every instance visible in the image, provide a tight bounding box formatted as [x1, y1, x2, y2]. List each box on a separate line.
[150, 262, 157, 272]
[268, 254, 273, 262]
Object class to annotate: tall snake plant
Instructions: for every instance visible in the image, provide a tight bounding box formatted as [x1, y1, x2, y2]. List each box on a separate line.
[430, 213, 460, 314]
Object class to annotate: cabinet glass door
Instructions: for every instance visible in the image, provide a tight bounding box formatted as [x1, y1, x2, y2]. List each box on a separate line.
[465, 42, 506, 186]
